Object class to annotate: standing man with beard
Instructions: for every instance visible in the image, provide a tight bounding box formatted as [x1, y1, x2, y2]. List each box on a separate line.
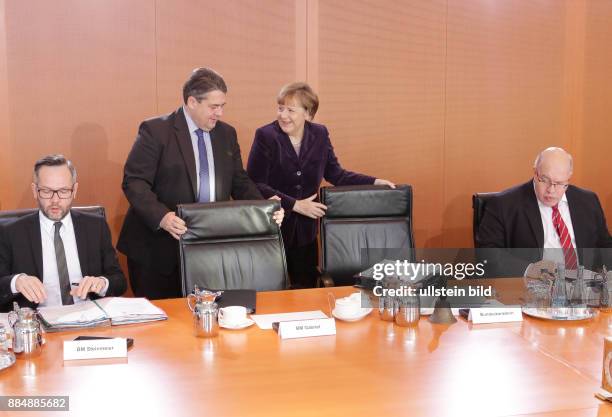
[0, 155, 127, 312]
[118, 67, 284, 299]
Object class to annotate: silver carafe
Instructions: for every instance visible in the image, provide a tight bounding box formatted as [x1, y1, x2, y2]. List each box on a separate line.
[8, 305, 44, 358]
[551, 263, 568, 317]
[379, 277, 399, 321]
[187, 286, 222, 338]
[395, 289, 421, 327]
[601, 266, 612, 312]
[379, 296, 396, 321]
[570, 265, 587, 317]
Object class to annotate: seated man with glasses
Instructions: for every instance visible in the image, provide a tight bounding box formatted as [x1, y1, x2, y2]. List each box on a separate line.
[0, 154, 127, 312]
[477, 147, 612, 277]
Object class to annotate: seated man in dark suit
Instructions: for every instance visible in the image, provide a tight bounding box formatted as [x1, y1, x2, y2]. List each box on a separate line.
[0, 155, 127, 312]
[477, 147, 612, 277]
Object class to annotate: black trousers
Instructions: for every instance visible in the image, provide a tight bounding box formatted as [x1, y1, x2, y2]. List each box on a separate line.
[286, 240, 319, 289]
[127, 258, 183, 300]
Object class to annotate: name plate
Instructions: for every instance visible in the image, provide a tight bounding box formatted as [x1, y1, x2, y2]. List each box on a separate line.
[602, 337, 612, 393]
[63, 338, 127, 360]
[468, 307, 523, 324]
[278, 318, 336, 339]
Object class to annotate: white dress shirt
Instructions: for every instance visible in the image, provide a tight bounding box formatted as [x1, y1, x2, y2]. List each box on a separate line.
[183, 106, 216, 201]
[10, 211, 108, 307]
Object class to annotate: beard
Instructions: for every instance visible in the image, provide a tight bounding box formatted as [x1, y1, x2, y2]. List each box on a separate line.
[40, 202, 70, 221]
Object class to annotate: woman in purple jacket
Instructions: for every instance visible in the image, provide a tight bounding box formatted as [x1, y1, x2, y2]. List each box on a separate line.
[247, 82, 394, 288]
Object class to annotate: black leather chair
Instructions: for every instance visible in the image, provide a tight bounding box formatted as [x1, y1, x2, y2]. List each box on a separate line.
[319, 184, 415, 287]
[0, 206, 106, 226]
[472, 192, 499, 247]
[177, 200, 288, 295]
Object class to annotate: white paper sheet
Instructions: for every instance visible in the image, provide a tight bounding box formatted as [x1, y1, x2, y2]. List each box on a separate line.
[38, 301, 107, 324]
[250, 310, 329, 330]
[95, 297, 166, 318]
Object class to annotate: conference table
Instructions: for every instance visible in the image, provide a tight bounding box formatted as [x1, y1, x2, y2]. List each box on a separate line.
[3, 281, 612, 417]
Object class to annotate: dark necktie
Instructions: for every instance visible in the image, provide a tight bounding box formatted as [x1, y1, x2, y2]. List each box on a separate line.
[196, 128, 210, 202]
[551, 205, 578, 270]
[53, 222, 74, 305]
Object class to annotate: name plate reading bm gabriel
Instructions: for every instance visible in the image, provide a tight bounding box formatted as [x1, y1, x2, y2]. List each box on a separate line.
[63, 338, 127, 360]
[278, 318, 336, 339]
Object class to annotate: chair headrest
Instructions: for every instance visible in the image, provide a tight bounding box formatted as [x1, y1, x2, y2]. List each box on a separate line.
[321, 185, 411, 218]
[0, 206, 105, 225]
[178, 200, 280, 241]
[472, 192, 500, 208]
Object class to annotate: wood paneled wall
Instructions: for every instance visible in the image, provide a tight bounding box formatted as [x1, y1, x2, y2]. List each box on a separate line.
[580, 1, 612, 222]
[0, 0, 610, 252]
[0, 0, 12, 210]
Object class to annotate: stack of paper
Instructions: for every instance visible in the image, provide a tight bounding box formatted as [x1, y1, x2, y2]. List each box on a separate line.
[37, 297, 167, 331]
[38, 302, 110, 331]
[95, 297, 167, 325]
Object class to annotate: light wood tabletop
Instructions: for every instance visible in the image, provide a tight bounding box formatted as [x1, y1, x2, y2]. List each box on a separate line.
[2, 281, 612, 417]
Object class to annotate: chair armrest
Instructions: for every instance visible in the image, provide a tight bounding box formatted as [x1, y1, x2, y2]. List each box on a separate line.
[316, 267, 335, 287]
[320, 275, 335, 287]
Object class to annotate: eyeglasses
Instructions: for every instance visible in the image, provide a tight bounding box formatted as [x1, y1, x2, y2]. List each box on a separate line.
[37, 188, 74, 199]
[535, 173, 569, 190]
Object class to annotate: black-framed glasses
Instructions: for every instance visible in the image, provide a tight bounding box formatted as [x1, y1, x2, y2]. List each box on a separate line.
[535, 173, 569, 190]
[36, 187, 74, 199]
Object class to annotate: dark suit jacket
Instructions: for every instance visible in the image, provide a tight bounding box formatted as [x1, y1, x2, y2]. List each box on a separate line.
[117, 107, 262, 275]
[476, 180, 612, 275]
[246, 121, 375, 248]
[0, 211, 127, 312]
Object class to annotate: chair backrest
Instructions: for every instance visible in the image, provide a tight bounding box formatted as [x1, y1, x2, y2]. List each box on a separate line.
[320, 184, 415, 286]
[177, 200, 288, 295]
[0, 206, 106, 226]
[472, 192, 499, 247]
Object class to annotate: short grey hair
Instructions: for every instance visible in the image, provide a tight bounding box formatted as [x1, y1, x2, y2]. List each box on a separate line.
[33, 154, 77, 184]
[533, 147, 573, 172]
[182, 67, 227, 104]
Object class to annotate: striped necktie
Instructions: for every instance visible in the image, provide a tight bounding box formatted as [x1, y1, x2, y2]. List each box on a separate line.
[551, 205, 578, 270]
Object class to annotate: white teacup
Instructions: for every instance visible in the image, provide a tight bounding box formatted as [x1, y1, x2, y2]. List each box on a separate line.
[219, 306, 247, 325]
[335, 294, 361, 317]
[348, 292, 363, 303]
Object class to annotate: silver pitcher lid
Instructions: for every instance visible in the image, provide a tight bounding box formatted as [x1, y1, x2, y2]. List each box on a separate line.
[193, 286, 223, 303]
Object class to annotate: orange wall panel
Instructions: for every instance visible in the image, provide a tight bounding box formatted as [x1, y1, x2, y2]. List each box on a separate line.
[155, 0, 297, 155]
[0, 0, 611, 254]
[3, 0, 157, 237]
[317, 0, 447, 247]
[0, 0, 12, 210]
[444, 0, 568, 246]
[579, 1, 612, 224]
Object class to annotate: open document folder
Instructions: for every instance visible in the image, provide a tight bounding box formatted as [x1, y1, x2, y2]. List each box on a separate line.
[38, 297, 167, 331]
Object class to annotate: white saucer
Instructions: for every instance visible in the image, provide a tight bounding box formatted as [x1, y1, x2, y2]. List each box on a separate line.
[332, 307, 373, 322]
[219, 318, 255, 330]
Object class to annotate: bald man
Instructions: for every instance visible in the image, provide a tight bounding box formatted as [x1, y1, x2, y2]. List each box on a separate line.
[477, 147, 612, 275]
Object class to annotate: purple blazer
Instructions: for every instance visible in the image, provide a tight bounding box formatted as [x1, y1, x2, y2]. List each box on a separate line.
[247, 120, 375, 248]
